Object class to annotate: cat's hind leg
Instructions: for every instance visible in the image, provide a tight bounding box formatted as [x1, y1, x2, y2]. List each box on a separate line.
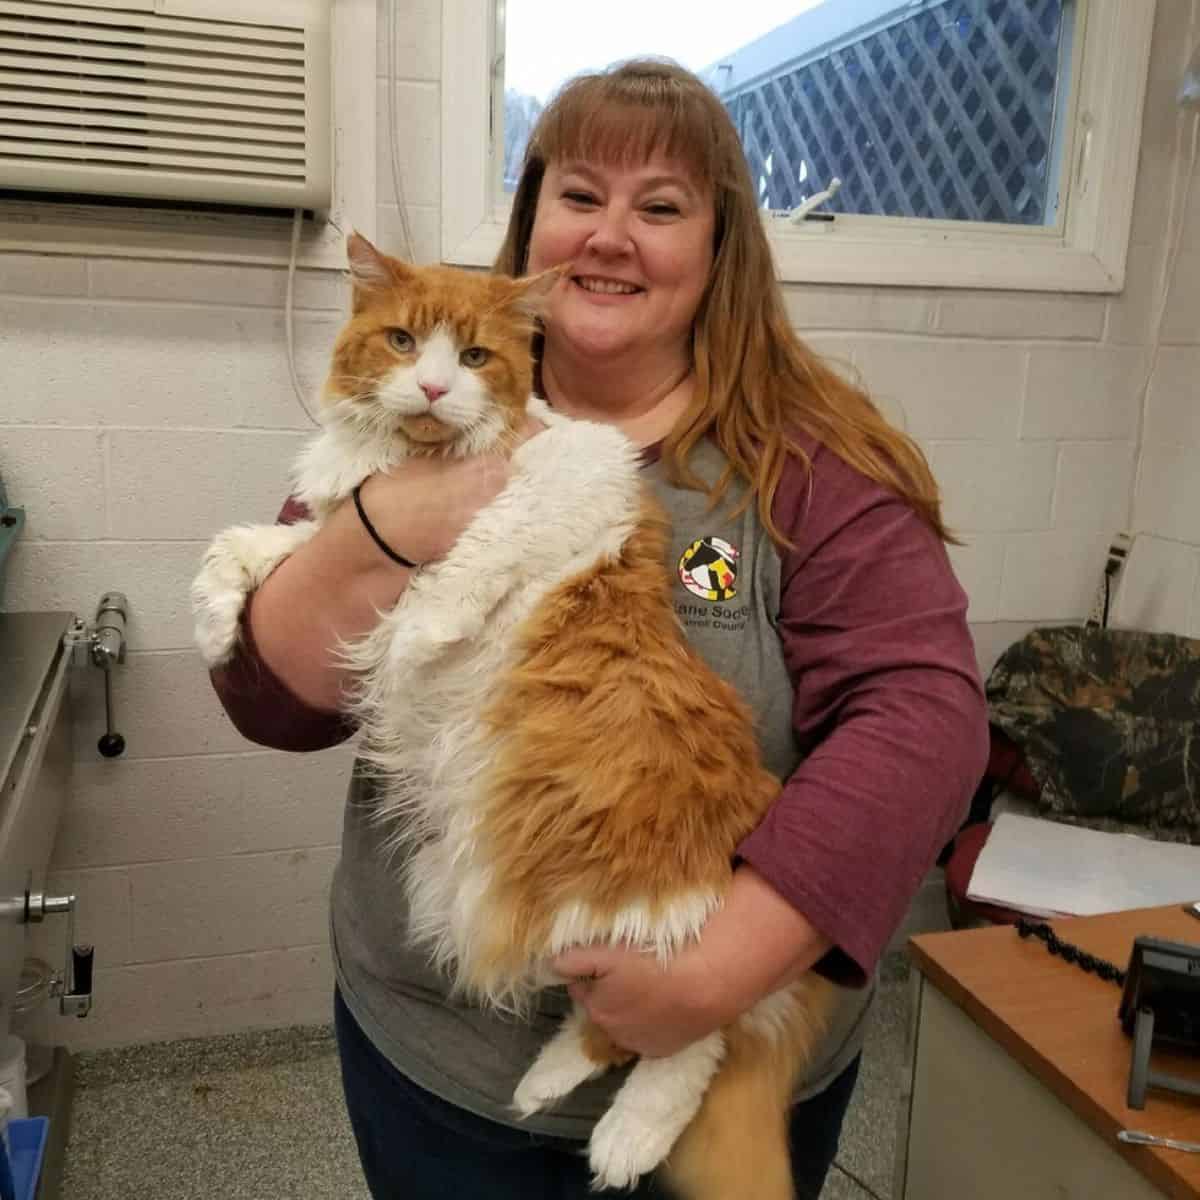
[191, 520, 318, 666]
[587, 1030, 726, 1192]
[659, 977, 838, 1200]
[512, 1004, 633, 1118]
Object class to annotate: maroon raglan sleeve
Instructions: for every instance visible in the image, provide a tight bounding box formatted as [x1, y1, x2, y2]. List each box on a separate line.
[736, 442, 989, 985]
[208, 497, 357, 752]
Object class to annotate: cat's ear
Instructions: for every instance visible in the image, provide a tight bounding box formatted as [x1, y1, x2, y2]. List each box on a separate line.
[505, 263, 568, 319]
[346, 232, 412, 310]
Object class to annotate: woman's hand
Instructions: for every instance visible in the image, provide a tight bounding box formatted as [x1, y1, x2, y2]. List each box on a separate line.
[358, 414, 545, 566]
[554, 940, 730, 1059]
[247, 414, 545, 712]
[553, 866, 834, 1059]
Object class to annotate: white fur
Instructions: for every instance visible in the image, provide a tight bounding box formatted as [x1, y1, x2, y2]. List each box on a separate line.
[548, 892, 722, 965]
[588, 1031, 727, 1190]
[341, 414, 646, 1012]
[190, 337, 532, 665]
[512, 1003, 606, 1117]
[738, 984, 805, 1045]
[191, 520, 317, 666]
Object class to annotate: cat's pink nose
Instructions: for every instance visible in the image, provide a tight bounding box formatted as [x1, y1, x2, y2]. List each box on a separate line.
[420, 382, 448, 403]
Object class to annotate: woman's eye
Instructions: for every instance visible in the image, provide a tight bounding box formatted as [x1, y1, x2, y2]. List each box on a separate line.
[645, 202, 680, 216]
[387, 329, 414, 352]
[460, 346, 490, 368]
[563, 191, 596, 205]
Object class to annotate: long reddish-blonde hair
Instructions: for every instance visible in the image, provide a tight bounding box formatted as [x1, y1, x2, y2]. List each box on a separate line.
[495, 58, 952, 545]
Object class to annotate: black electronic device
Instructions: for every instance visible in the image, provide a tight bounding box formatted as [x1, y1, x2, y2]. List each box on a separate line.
[1118, 935, 1200, 1110]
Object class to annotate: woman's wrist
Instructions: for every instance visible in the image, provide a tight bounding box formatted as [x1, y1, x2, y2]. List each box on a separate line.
[688, 865, 833, 1024]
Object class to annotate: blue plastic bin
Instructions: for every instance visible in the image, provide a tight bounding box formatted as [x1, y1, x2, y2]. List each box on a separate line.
[5, 1118, 48, 1200]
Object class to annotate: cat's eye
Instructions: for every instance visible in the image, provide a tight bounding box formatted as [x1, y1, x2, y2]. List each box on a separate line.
[387, 329, 414, 353]
[460, 347, 490, 368]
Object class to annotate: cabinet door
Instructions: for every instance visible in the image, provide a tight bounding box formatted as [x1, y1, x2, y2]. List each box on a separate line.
[902, 983, 1161, 1200]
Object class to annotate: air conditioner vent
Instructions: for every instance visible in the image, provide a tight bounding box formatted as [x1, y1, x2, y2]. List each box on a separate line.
[0, 0, 331, 209]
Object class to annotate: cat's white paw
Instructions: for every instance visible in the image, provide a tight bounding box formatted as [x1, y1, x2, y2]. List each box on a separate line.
[513, 1048, 599, 1118]
[588, 1103, 678, 1191]
[192, 580, 249, 667]
[586, 1032, 725, 1191]
[512, 1007, 604, 1118]
[191, 542, 255, 667]
[191, 520, 318, 666]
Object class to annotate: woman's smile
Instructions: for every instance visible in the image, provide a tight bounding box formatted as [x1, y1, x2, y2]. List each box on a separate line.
[573, 275, 643, 296]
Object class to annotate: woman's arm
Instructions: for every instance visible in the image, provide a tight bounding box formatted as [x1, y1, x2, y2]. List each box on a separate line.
[736, 442, 989, 985]
[209, 426, 539, 739]
[555, 865, 831, 1056]
[557, 442, 988, 1054]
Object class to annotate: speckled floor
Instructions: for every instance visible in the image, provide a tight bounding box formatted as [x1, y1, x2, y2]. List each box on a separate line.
[59, 973, 912, 1200]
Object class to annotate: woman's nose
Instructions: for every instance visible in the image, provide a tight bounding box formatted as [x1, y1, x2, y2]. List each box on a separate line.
[585, 204, 633, 255]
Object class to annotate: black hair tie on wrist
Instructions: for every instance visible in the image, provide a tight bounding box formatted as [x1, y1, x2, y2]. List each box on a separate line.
[351, 483, 421, 570]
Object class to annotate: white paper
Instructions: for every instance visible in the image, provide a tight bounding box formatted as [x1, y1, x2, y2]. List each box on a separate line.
[967, 812, 1200, 917]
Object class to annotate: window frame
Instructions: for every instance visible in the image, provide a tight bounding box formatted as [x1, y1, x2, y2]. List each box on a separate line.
[441, 0, 1156, 292]
[0, 1, 376, 271]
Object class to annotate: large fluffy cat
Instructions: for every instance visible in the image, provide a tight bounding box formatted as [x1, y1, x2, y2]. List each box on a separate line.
[191, 234, 836, 1198]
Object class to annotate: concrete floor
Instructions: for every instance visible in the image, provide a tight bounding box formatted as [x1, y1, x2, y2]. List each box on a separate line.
[58, 972, 912, 1199]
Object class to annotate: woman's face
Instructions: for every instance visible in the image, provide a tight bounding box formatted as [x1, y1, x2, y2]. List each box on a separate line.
[526, 154, 715, 369]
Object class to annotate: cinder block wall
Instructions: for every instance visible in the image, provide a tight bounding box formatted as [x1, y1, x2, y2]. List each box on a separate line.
[0, 1, 1195, 1048]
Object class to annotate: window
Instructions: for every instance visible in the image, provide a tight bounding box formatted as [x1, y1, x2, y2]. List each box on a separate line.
[443, 0, 1156, 291]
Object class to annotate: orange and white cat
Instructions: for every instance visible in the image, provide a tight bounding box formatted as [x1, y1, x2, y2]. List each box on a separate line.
[191, 234, 836, 1199]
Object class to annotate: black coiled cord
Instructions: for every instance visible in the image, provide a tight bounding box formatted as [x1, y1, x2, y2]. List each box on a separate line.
[1016, 917, 1127, 987]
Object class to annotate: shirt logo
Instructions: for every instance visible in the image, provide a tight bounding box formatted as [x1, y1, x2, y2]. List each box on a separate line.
[678, 536, 739, 602]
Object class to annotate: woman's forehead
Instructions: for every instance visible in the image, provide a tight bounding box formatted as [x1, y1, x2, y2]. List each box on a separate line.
[549, 155, 707, 195]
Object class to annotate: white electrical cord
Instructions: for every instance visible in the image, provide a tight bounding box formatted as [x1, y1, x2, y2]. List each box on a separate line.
[1124, 109, 1200, 532]
[285, 206, 320, 427]
[387, 0, 417, 259]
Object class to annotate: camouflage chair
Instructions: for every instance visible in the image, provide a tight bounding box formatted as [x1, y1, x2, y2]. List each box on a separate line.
[986, 626, 1200, 846]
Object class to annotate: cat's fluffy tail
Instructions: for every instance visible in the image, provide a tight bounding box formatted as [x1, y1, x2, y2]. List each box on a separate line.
[660, 976, 839, 1200]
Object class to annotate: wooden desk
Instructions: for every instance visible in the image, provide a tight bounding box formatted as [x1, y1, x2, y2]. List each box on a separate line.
[896, 905, 1200, 1200]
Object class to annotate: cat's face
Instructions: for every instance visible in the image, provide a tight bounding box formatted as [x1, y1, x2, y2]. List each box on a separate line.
[325, 235, 553, 456]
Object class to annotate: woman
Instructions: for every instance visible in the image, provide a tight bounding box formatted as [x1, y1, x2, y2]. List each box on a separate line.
[211, 60, 988, 1199]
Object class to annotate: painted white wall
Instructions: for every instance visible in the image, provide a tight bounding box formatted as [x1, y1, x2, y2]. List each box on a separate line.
[0, 0, 1195, 1049]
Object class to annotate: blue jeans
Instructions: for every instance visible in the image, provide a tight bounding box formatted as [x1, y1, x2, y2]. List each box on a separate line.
[334, 989, 860, 1199]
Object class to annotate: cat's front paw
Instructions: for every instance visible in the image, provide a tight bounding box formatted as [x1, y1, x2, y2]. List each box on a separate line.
[191, 536, 256, 666]
[588, 1104, 677, 1191]
[512, 1049, 598, 1118]
[192, 575, 249, 667]
[191, 520, 317, 667]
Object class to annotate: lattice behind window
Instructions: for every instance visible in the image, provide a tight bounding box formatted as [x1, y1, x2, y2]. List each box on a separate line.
[723, 0, 1068, 223]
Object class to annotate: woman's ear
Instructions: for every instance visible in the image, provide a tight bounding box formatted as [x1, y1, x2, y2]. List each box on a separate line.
[346, 232, 411, 310]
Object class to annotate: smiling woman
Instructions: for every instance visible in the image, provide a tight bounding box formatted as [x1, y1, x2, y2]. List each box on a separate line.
[523, 156, 715, 440]
[208, 56, 988, 1200]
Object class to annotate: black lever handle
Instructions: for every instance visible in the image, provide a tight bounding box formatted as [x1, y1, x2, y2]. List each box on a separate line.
[97, 670, 125, 758]
[71, 944, 94, 1004]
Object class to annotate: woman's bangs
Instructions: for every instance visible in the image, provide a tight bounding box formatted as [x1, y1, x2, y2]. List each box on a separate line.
[535, 87, 719, 190]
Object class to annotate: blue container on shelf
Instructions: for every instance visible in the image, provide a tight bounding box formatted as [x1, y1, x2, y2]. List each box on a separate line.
[1, 1118, 48, 1200]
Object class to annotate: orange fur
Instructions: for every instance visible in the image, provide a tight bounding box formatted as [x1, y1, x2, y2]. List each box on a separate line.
[472, 497, 779, 983]
[326, 236, 546, 456]
[662, 978, 836, 1200]
[464, 494, 835, 1199]
[582, 1019, 637, 1070]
